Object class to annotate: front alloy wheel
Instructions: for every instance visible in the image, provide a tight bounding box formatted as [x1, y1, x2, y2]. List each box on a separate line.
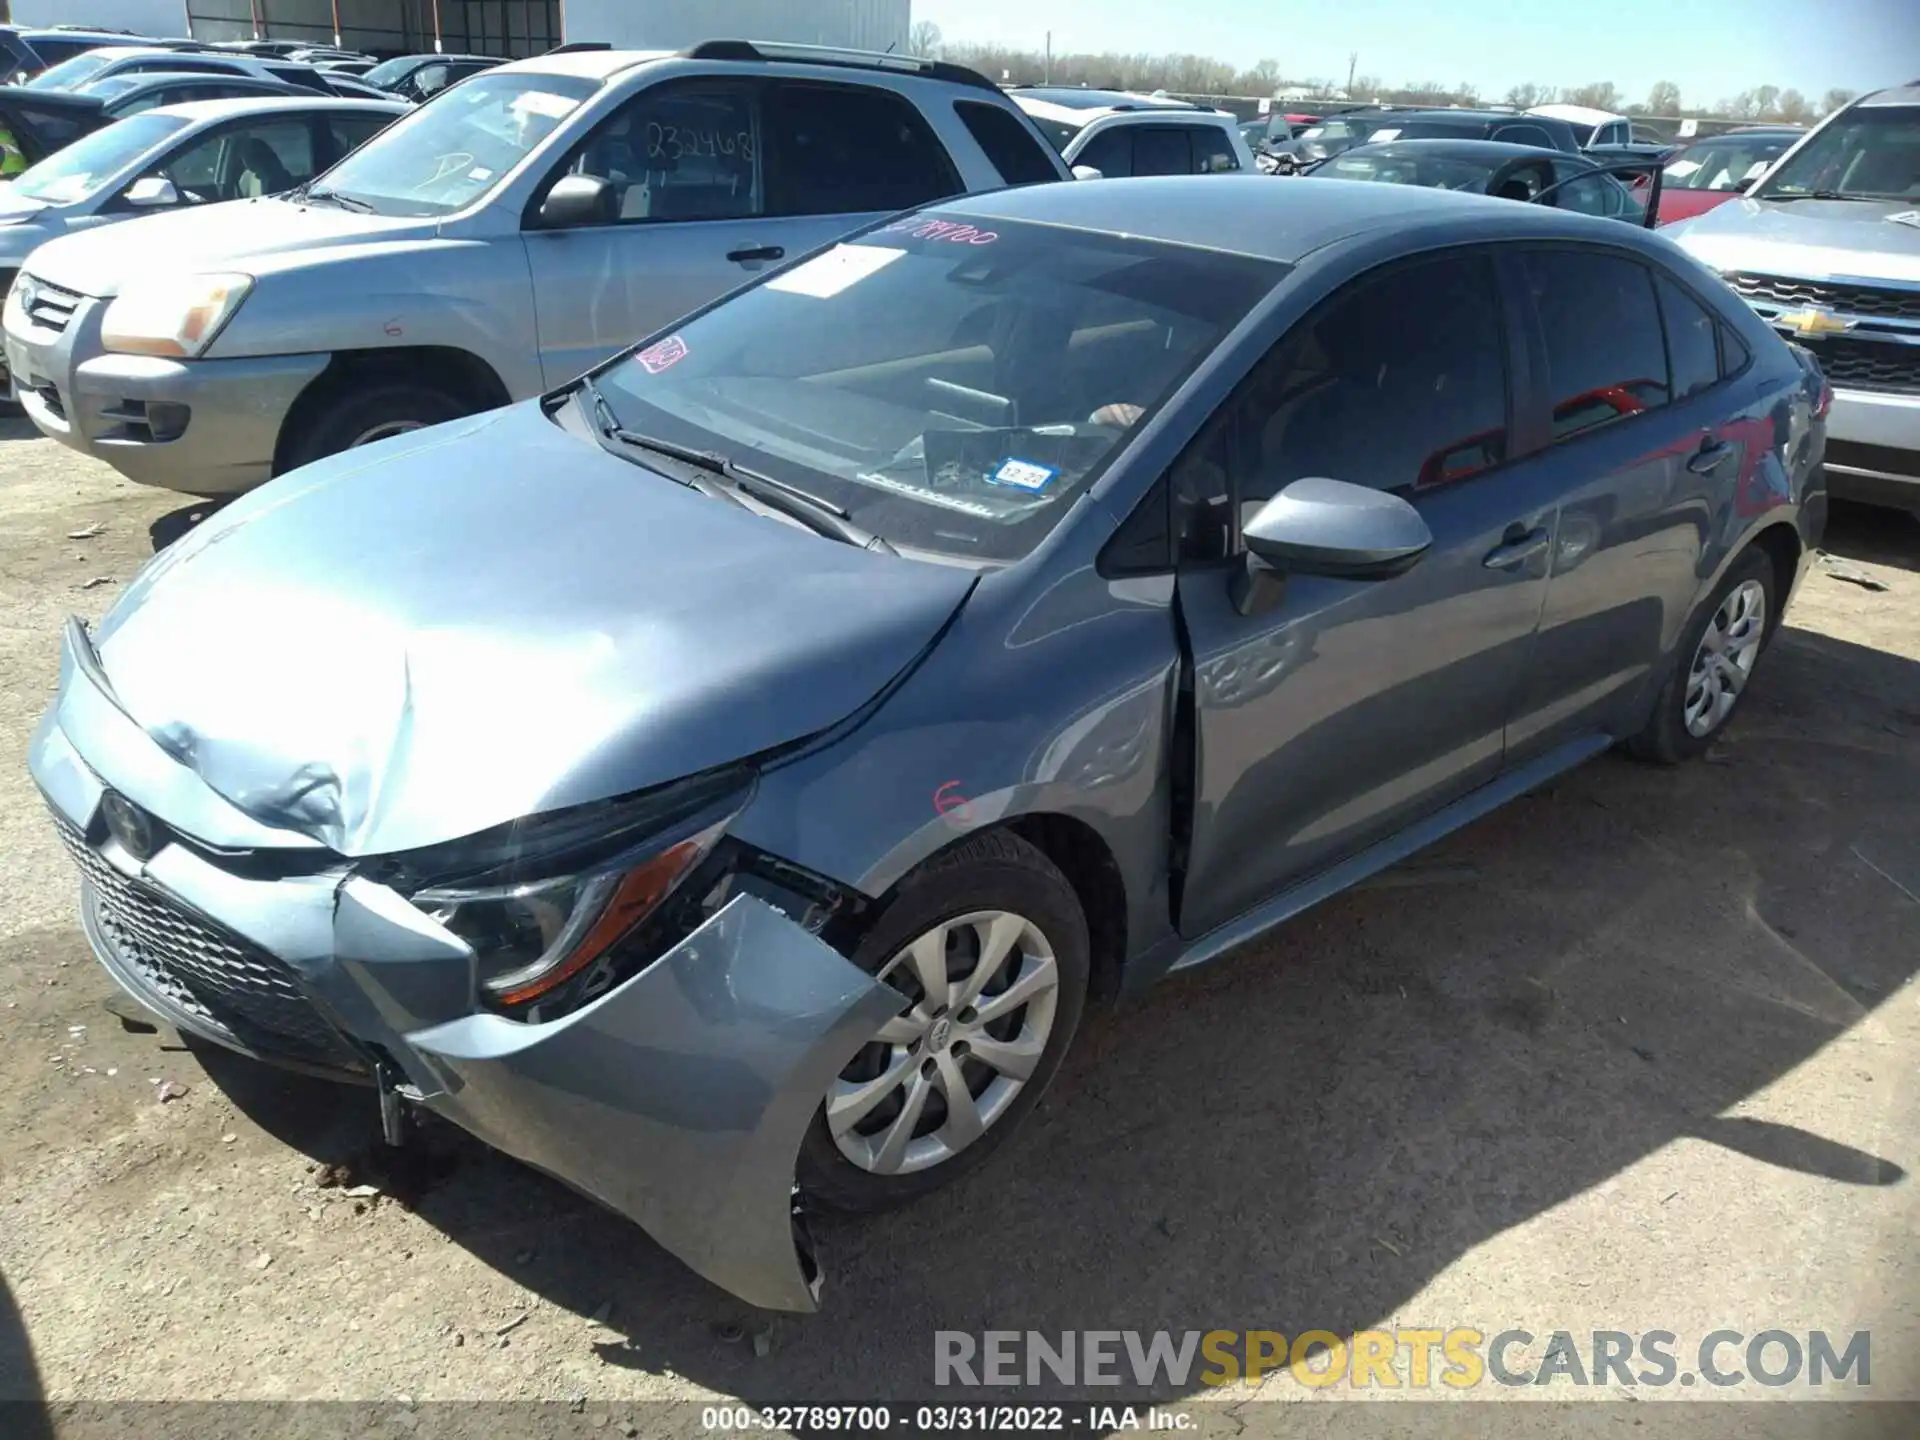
[1684, 577, 1767, 738]
[828, 910, 1060, 1176]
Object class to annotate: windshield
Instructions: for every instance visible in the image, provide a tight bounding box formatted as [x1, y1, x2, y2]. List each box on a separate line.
[10, 111, 188, 204]
[25, 50, 121, 89]
[307, 70, 596, 216]
[75, 74, 146, 100]
[1017, 110, 1083, 153]
[1320, 149, 1496, 190]
[1563, 120, 1598, 146]
[1753, 105, 1920, 200]
[591, 214, 1285, 563]
[360, 55, 426, 88]
[1664, 133, 1797, 192]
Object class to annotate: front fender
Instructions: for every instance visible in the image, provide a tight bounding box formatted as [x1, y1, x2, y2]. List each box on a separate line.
[407, 895, 903, 1312]
[209, 243, 542, 398]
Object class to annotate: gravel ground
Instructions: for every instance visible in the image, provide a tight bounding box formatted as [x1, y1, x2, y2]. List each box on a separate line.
[0, 418, 1915, 1429]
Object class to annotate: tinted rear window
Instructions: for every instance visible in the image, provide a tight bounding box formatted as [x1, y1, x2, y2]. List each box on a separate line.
[954, 100, 1060, 185]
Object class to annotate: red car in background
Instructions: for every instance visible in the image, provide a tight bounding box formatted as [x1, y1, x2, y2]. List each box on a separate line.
[1655, 127, 1803, 224]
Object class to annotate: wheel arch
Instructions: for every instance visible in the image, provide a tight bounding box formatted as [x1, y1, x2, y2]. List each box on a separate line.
[272, 346, 512, 475]
[1746, 520, 1803, 636]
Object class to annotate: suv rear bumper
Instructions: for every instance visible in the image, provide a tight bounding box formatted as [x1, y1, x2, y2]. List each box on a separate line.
[3, 281, 326, 496]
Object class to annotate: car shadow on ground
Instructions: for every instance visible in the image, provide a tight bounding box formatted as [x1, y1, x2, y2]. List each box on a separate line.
[1822, 499, 1920, 577]
[0, 1272, 50, 1437]
[192, 625, 1920, 1410]
[0, 412, 40, 444]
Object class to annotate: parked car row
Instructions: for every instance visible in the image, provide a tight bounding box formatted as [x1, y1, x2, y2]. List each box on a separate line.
[5, 38, 1906, 1322]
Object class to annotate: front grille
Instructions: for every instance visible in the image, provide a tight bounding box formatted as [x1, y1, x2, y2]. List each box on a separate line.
[54, 817, 365, 1074]
[1731, 271, 1920, 323]
[1798, 336, 1920, 396]
[21, 277, 82, 336]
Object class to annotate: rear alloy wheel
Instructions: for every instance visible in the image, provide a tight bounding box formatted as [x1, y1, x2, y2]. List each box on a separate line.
[1628, 546, 1777, 763]
[797, 830, 1089, 1213]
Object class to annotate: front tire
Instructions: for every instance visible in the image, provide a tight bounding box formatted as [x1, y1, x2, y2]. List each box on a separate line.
[281, 381, 470, 472]
[797, 830, 1089, 1215]
[1628, 547, 1776, 764]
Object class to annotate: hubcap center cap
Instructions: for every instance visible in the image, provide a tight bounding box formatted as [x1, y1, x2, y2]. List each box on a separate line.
[928, 1016, 953, 1050]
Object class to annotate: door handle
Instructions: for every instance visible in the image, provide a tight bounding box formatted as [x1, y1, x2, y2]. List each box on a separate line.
[1483, 525, 1550, 570]
[727, 244, 785, 264]
[1687, 438, 1733, 475]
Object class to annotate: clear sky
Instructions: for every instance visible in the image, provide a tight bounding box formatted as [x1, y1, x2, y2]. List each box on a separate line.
[915, 0, 1919, 107]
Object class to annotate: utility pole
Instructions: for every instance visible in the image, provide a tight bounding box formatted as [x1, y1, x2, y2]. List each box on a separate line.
[1045, 31, 1052, 84]
[1347, 51, 1358, 96]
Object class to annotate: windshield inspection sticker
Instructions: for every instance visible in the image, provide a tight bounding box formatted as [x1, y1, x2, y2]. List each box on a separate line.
[1368, 127, 1402, 142]
[987, 458, 1058, 492]
[767, 245, 906, 298]
[636, 334, 688, 374]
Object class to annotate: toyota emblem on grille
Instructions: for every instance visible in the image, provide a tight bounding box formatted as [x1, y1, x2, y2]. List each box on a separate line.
[101, 791, 160, 861]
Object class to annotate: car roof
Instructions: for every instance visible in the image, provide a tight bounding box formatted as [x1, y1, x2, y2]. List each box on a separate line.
[1013, 92, 1219, 127]
[1344, 137, 1589, 164]
[942, 173, 1624, 262]
[379, 52, 499, 66]
[1377, 108, 1554, 128]
[1859, 82, 1920, 108]
[1010, 86, 1198, 111]
[146, 95, 408, 122]
[498, 47, 671, 81]
[1528, 102, 1624, 126]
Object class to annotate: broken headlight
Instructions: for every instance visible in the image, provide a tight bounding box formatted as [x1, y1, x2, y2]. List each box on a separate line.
[387, 768, 754, 1011]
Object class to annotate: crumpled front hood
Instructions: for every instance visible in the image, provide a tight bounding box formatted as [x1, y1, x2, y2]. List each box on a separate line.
[1666, 198, 1920, 283]
[22, 195, 432, 298]
[88, 401, 975, 857]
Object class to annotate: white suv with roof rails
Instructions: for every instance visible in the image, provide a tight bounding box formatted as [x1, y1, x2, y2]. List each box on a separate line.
[1010, 87, 1257, 178]
[3, 40, 1071, 498]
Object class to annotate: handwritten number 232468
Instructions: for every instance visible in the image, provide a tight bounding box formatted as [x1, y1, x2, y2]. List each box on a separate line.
[646, 121, 754, 163]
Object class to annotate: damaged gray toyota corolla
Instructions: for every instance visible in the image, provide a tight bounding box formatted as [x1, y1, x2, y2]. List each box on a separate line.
[30, 177, 1826, 1311]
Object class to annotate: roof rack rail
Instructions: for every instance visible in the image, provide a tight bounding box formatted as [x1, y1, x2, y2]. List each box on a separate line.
[680, 38, 1001, 93]
[545, 41, 612, 54]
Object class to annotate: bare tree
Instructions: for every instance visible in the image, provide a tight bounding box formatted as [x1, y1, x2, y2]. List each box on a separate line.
[1237, 57, 1282, 95]
[1820, 87, 1857, 116]
[1562, 81, 1623, 112]
[1351, 73, 1382, 100]
[1503, 82, 1553, 109]
[1775, 88, 1814, 124]
[1644, 80, 1682, 116]
[1752, 83, 1782, 118]
[908, 20, 943, 59]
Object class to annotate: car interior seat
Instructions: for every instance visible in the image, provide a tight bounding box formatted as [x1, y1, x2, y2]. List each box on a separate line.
[234, 137, 295, 198]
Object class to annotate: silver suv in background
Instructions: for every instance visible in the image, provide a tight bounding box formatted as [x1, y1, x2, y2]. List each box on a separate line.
[1010, 87, 1256, 177]
[4, 41, 1069, 498]
[0, 97, 404, 399]
[1665, 82, 1920, 515]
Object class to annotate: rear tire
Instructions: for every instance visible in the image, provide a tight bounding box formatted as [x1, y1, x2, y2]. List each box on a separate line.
[796, 830, 1089, 1215]
[1627, 547, 1777, 764]
[281, 381, 470, 472]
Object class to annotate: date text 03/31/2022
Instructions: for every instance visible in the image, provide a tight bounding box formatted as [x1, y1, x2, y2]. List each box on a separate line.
[700, 1405, 1195, 1432]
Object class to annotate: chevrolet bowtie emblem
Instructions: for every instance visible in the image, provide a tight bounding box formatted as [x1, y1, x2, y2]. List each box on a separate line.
[1777, 307, 1854, 337]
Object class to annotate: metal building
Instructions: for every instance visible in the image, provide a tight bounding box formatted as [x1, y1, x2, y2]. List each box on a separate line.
[31, 1, 913, 60]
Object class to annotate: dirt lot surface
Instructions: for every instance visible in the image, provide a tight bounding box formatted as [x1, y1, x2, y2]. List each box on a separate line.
[1, 417, 1916, 1429]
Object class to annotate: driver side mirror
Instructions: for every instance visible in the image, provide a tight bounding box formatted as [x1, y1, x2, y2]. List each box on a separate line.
[1232, 477, 1431, 614]
[1071, 164, 1104, 181]
[538, 173, 617, 228]
[123, 176, 181, 208]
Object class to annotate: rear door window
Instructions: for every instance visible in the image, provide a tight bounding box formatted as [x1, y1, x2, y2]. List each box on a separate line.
[764, 81, 961, 217]
[953, 99, 1060, 184]
[1131, 126, 1193, 176]
[1656, 274, 1721, 399]
[1192, 124, 1241, 173]
[1493, 123, 1556, 148]
[1522, 249, 1672, 440]
[325, 112, 394, 163]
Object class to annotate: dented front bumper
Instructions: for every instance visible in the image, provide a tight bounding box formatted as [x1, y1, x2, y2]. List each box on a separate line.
[29, 627, 901, 1313]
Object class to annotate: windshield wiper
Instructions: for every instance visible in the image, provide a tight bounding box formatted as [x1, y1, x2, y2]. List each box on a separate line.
[573, 376, 896, 554]
[1764, 190, 1882, 203]
[298, 186, 377, 213]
